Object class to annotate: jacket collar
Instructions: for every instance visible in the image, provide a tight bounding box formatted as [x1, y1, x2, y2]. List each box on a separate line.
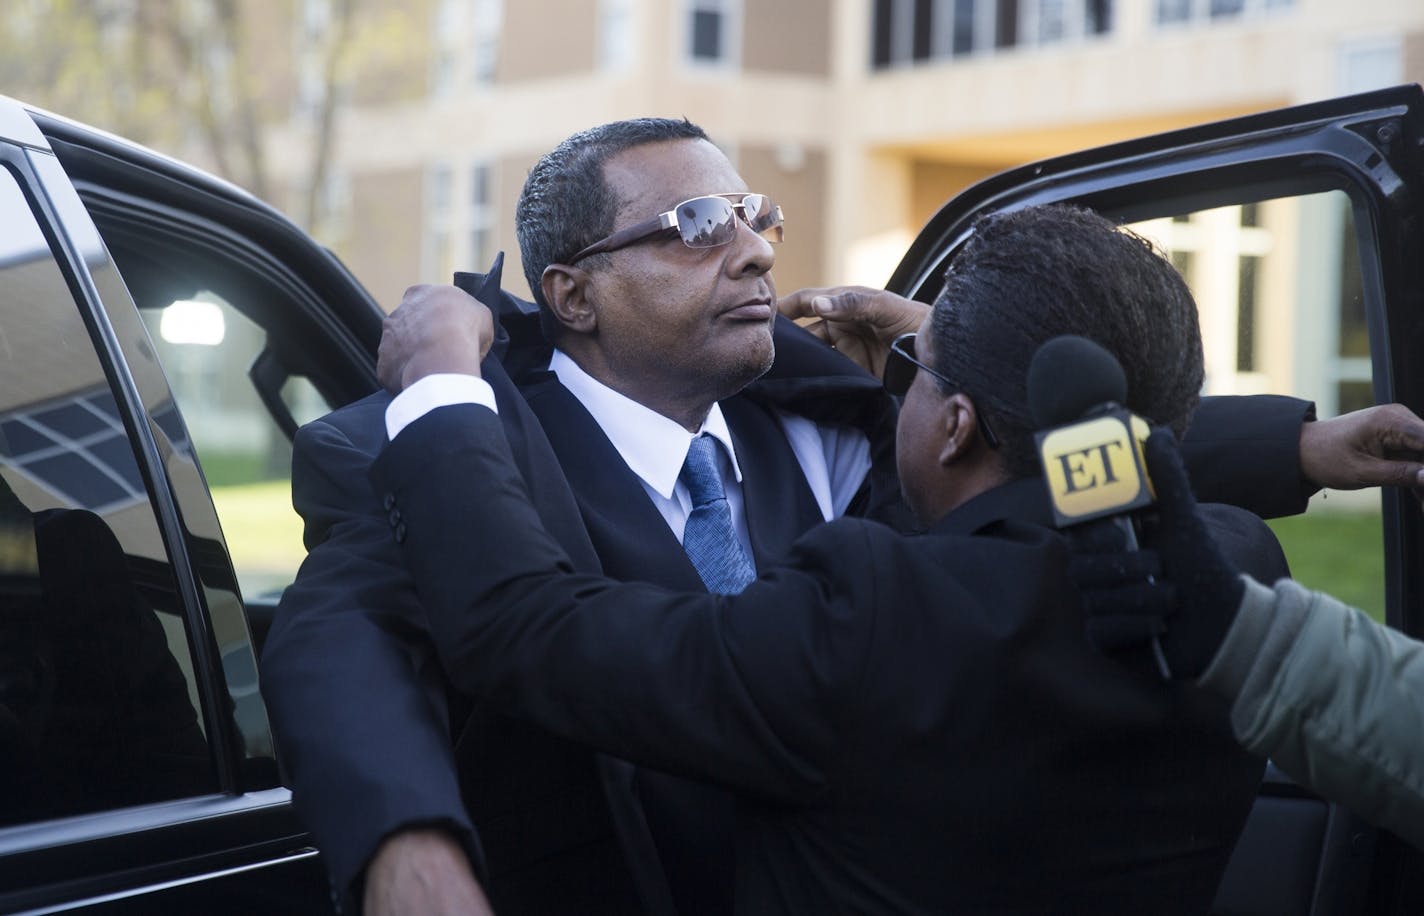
[927, 477, 1055, 538]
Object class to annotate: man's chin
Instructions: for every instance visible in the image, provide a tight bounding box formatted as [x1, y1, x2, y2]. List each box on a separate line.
[713, 334, 775, 397]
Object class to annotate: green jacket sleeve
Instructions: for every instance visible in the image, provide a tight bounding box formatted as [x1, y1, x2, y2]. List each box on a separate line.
[1201, 576, 1424, 849]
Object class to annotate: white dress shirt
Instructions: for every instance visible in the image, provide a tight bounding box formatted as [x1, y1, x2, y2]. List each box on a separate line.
[385, 350, 873, 554]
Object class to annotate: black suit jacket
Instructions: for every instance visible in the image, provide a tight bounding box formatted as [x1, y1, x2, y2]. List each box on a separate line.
[261, 260, 1317, 913]
[374, 404, 1289, 916]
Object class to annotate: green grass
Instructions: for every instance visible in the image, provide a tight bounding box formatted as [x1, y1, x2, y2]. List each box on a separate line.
[208, 480, 306, 597]
[1266, 509, 1385, 623]
[198, 451, 270, 487]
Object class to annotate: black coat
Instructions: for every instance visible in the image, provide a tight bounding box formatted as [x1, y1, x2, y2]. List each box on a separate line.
[261, 262, 1315, 913]
[372, 404, 1288, 916]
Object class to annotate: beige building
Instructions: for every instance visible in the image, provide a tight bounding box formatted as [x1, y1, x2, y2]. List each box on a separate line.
[271, 5, 1419, 278]
[259, 0, 1424, 424]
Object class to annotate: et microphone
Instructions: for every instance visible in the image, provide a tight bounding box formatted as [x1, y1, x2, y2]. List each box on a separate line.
[1027, 336, 1168, 676]
[1028, 335, 1155, 532]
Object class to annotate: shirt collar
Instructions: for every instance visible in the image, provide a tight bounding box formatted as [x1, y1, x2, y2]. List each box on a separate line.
[549, 349, 744, 500]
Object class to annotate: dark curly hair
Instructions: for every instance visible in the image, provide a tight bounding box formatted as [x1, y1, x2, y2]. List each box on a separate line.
[928, 204, 1204, 478]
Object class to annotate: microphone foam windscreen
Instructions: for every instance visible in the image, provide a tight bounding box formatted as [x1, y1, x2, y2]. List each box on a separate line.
[1027, 335, 1128, 428]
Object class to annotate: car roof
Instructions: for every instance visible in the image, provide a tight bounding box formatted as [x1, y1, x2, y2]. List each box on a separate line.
[0, 94, 266, 210]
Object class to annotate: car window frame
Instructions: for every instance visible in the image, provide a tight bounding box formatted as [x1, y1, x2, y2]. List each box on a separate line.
[887, 83, 1424, 641]
[0, 106, 331, 915]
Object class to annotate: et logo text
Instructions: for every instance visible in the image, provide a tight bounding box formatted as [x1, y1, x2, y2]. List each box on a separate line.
[1036, 412, 1154, 527]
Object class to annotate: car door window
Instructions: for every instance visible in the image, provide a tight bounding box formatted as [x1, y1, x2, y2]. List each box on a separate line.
[137, 297, 328, 599]
[0, 165, 219, 827]
[1126, 189, 1384, 619]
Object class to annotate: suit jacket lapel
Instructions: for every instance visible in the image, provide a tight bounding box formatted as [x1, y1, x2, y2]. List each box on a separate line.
[481, 356, 602, 574]
[520, 372, 707, 591]
[722, 395, 826, 570]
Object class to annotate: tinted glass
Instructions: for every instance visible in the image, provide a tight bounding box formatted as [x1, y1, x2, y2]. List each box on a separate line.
[0, 165, 217, 827]
[691, 10, 722, 60]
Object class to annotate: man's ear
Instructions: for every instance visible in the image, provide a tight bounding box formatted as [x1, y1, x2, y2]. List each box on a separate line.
[938, 393, 982, 466]
[541, 264, 597, 334]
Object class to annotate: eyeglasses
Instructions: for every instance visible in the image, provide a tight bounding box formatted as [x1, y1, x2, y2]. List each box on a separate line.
[884, 333, 1000, 448]
[569, 193, 784, 263]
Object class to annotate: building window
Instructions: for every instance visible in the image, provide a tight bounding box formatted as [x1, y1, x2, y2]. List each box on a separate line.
[950, 0, 976, 54]
[872, 0, 1109, 69]
[872, 0, 894, 67]
[426, 165, 455, 281]
[432, 0, 460, 97]
[470, 162, 495, 271]
[687, 0, 738, 66]
[472, 0, 503, 85]
[426, 162, 498, 281]
[1086, 0, 1111, 33]
[994, 0, 1019, 48]
[1035, 0, 1066, 43]
[1156, 0, 1190, 23]
[600, 0, 635, 71]
[432, 0, 503, 96]
[1154, 0, 1292, 26]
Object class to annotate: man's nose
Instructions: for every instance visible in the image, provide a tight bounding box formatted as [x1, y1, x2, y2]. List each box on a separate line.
[724, 218, 775, 277]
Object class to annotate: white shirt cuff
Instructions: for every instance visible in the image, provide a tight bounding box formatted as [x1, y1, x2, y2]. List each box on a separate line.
[385, 374, 499, 440]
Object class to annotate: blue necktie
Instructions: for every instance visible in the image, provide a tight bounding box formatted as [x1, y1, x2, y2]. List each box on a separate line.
[680, 435, 757, 595]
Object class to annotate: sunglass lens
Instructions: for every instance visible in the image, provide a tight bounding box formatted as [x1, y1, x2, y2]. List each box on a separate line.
[742, 194, 784, 242]
[677, 197, 738, 248]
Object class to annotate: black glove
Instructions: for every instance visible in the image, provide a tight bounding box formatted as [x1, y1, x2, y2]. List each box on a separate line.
[1072, 429, 1247, 678]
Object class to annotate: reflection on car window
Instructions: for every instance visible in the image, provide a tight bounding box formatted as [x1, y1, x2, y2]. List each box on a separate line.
[0, 166, 217, 826]
[139, 298, 324, 598]
[1128, 191, 1385, 620]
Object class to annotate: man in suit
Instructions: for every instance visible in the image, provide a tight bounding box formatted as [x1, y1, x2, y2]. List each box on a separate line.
[260, 117, 1424, 915]
[370, 203, 1289, 914]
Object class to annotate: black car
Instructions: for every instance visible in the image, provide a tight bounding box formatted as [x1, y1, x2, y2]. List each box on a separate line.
[0, 84, 1420, 913]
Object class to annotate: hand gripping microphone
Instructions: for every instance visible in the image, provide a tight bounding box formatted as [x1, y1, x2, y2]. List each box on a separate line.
[1027, 336, 1169, 676]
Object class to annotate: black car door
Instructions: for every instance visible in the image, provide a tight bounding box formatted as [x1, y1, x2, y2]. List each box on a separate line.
[889, 83, 1424, 916]
[0, 98, 339, 912]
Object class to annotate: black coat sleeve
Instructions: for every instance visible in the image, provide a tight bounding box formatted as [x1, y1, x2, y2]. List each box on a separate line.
[260, 357, 615, 909]
[371, 404, 877, 805]
[260, 401, 480, 903]
[1182, 395, 1316, 519]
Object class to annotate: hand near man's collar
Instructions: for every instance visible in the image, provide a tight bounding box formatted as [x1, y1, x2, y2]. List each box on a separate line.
[778, 285, 926, 379]
[378, 285, 494, 393]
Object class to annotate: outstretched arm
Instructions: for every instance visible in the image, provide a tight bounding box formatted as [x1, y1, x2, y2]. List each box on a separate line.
[780, 286, 1424, 516]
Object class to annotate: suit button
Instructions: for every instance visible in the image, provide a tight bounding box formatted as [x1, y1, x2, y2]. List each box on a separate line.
[395, 522, 407, 543]
[383, 493, 396, 510]
[389, 508, 402, 527]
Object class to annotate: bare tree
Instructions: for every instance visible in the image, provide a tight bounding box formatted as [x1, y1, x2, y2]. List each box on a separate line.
[0, 0, 362, 232]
